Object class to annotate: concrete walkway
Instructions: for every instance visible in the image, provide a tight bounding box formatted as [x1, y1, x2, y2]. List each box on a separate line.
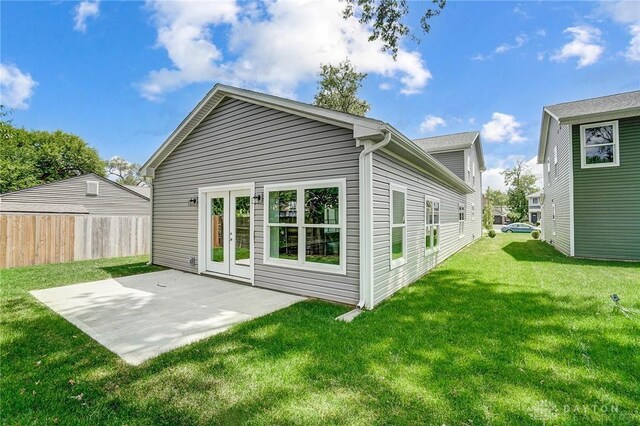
[30, 270, 305, 365]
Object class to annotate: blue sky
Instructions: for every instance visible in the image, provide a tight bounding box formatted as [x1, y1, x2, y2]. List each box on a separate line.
[2, 0, 639, 190]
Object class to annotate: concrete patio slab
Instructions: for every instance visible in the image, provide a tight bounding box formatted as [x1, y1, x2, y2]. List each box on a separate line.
[30, 270, 305, 365]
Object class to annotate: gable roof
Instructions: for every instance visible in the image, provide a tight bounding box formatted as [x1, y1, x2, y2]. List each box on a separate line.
[142, 84, 477, 194]
[538, 91, 640, 162]
[0, 173, 150, 201]
[413, 131, 486, 171]
[123, 184, 151, 198]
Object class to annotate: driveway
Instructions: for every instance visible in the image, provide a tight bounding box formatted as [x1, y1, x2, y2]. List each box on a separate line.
[30, 270, 305, 365]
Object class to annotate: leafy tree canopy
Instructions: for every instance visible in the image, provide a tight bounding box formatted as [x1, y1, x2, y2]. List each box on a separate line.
[106, 156, 146, 186]
[0, 118, 105, 193]
[313, 60, 370, 116]
[500, 159, 539, 223]
[343, 0, 446, 57]
[485, 187, 508, 207]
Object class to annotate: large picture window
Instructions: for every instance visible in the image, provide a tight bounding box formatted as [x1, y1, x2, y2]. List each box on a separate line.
[390, 183, 407, 269]
[580, 121, 619, 168]
[264, 179, 346, 274]
[425, 197, 440, 253]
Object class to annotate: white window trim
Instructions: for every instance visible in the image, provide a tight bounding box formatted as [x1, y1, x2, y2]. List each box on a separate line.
[389, 183, 407, 270]
[458, 203, 466, 238]
[424, 195, 440, 255]
[580, 120, 620, 169]
[263, 178, 347, 275]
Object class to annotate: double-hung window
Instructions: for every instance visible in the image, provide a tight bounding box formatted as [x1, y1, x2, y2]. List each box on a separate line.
[264, 179, 346, 274]
[472, 162, 476, 187]
[471, 202, 476, 221]
[580, 121, 619, 168]
[425, 197, 440, 253]
[458, 203, 466, 237]
[390, 183, 407, 269]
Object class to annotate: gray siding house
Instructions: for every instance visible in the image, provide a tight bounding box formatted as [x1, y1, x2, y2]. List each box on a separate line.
[142, 85, 485, 308]
[0, 173, 150, 216]
[537, 91, 640, 261]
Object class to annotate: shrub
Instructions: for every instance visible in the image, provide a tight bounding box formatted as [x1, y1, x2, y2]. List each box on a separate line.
[536, 221, 541, 226]
[488, 230, 496, 238]
[531, 230, 540, 240]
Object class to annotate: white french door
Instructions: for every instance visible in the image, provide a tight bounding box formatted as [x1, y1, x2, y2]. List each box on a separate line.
[204, 189, 252, 280]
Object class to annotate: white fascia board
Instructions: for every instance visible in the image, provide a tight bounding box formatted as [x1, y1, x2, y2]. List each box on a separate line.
[537, 111, 551, 163]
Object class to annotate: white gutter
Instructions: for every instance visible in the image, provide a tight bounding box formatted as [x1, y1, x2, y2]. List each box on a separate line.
[357, 130, 391, 309]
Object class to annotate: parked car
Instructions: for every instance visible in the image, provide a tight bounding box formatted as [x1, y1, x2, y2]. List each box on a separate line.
[501, 223, 541, 233]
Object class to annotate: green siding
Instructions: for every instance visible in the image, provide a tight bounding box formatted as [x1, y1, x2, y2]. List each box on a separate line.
[572, 115, 640, 260]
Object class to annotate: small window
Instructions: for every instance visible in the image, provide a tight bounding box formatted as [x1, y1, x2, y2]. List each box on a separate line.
[458, 203, 466, 237]
[390, 184, 407, 269]
[547, 158, 551, 180]
[86, 181, 99, 196]
[264, 179, 345, 274]
[552, 202, 556, 236]
[472, 161, 476, 186]
[471, 203, 475, 221]
[580, 121, 619, 168]
[425, 197, 440, 253]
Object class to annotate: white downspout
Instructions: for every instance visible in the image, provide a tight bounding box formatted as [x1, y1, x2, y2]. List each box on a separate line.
[357, 130, 391, 309]
[147, 179, 154, 265]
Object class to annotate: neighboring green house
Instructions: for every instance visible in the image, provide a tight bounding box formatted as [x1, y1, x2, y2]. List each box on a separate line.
[537, 91, 640, 261]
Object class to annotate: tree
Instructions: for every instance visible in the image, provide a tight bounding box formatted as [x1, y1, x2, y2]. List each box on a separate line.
[500, 159, 539, 223]
[482, 193, 494, 231]
[485, 187, 508, 207]
[313, 60, 370, 116]
[0, 121, 105, 193]
[343, 0, 446, 57]
[106, 156, 146, 186]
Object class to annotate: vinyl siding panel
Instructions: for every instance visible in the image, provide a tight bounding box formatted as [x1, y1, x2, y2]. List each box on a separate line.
[371, 151, 480, 306]
[541, 118, 572, 255]
[0, 175, 150, 216]
[430, 151, 465, 180]
[152, 98, 361, 304]
[572, 115, 640, 260]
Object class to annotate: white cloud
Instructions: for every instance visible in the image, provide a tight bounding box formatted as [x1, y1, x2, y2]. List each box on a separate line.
[471, 54, 488, 61]
[481, 112, 527, 144]
[495, 34, 527, 54]
[537, 52, 545, 61]
[550, 26, 604, 68]
[378, 82, 392, 90]
[468, 118, 476, 125]
[513, 5, 530, 19]
[624, 24, 640, 61]
[74, 1, 100, 33]
[597, 0, 640, 25]
[140, 0, 432, 100]
[536, 29, 547, 37]
[419, 115, 446, 133]
[0, 63, 37, 109]
[482, 155, 542, 192]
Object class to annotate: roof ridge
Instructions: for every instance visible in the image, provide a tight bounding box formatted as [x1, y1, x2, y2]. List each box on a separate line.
[545, 90, 640, 108]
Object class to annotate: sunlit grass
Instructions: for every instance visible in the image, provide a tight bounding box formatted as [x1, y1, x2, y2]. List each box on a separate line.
[2, 236, 638, 424]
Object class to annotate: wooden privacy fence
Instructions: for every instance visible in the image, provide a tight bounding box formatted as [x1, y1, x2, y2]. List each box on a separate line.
[0, 215, 149, 269]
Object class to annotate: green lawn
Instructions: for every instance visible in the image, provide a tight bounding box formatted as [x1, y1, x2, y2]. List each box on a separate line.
[2, 236, 639, 425]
